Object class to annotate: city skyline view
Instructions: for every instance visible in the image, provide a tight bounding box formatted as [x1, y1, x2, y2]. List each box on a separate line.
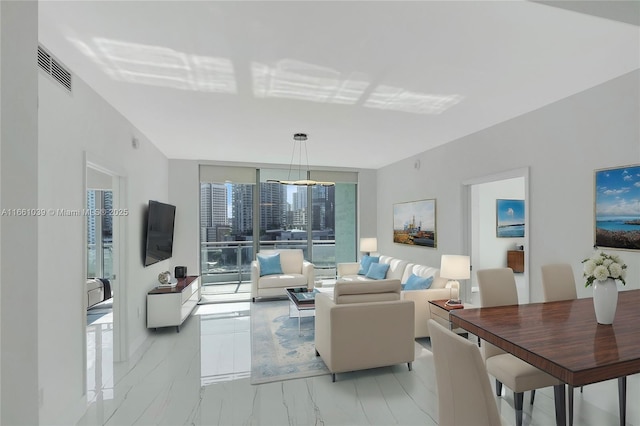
[200, 182, 335, 242]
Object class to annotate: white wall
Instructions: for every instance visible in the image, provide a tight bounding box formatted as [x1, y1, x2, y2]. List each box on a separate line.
[37, 64, 170, 423]
[357, 169, 377, 249]
[0, 2, 39, 424]
[377, 70, 640, 302]
[169, 160, 200, 276]
[0, 5, 3, 421]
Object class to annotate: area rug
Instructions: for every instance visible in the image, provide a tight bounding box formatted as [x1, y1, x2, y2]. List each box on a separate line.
[250, 300, 329, 384]
[87, 300, 113, 326]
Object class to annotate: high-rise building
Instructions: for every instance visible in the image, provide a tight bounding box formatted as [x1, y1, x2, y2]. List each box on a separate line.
[292, 187, 307, 211]
[311, 185, 335, 231]
[259, 183, 287, 232]
[86, 190, 114, 244]
[86, 191, 96, 245]
[231, 184, 254, 235]
[200, 183, 228, 241]
[102, 190, 113, 241]
[289, 209, 307, 229]
[200, 183, 212, 229]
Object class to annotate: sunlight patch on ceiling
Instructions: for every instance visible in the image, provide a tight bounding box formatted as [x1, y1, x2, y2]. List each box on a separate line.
[252, 59, 463, 114]
[365, 86, 463, 115]
[68, 37, 237, 93]
[68, 37, 462, 115]
[252, 59, 370, 104]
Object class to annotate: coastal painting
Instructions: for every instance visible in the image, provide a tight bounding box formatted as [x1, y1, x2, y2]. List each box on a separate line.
[393, 199, 437, 248]
[496, 199, 525, 238]
[595, 164, 640, 250]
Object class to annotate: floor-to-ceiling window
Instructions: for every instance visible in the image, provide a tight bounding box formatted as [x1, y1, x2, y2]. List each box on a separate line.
[200, 165, 357, 292]
[199, 166, 256, 290]
[258, 169, 310, 257]
[86, 189, 113, 280]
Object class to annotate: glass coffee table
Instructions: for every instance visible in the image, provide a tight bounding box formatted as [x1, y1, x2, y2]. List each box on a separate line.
[286, 287, 319, 335]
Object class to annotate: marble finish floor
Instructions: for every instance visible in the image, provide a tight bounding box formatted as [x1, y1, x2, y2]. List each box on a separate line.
[81, 301, 639, 426]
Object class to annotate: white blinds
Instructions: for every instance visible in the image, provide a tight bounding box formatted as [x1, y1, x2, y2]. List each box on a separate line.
[200, 164, 358, 184]
[310, 170, 358, 184]
[199, 165, 256, 184]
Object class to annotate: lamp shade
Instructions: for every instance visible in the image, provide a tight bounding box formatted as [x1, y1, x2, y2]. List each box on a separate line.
[440, 255, 470, 280]
[360, 237, 378, 253]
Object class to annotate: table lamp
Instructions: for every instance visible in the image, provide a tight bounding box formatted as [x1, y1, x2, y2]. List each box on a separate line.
[440, 254, 470, 302]
[360, 237, 377, 256]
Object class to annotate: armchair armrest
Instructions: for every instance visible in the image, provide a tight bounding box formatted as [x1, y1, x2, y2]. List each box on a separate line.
[251, 260, 260, 298]
[302, 260, 315, 289]
[337, 262, 360, 277]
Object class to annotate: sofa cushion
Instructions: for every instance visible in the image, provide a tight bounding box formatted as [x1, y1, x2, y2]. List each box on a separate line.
[402, 263, 447, 288]
[378, 256, 409, 280]
[402, 274, 434, 290]
[278, 249, 304, 274]
[365, 262, 390, 280]
[334, 280, 401, 304]
[358, 255, 379, 275]
[257, 253, 283, 276]
[258, 273, 307, 288]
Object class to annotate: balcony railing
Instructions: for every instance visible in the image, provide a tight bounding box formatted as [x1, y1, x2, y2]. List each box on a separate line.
[87, 242, 113, 279]
[200, 240, 337, 286]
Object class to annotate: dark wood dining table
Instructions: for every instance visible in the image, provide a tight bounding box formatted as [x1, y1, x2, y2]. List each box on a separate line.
[450, 289, 640, 426]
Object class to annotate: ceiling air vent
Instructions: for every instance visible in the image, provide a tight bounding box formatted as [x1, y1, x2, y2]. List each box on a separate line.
[37, 45, 72, 92]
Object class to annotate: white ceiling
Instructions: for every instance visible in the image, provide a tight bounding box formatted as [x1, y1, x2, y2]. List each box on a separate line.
[38, 1, 640, 170]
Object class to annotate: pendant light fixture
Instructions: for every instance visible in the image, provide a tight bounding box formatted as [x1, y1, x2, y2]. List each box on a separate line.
[267, 133, 335, 186]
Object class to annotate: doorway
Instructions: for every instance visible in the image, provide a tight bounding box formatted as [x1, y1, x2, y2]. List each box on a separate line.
[463, 168, 529, 305]
[84, 158, 127, 402]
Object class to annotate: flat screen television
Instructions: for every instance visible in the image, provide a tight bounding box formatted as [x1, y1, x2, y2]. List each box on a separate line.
[143, 200, 176, 267]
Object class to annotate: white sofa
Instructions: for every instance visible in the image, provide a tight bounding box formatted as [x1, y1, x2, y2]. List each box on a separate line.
[314, 279, 415, 382]
[251, 249, 315, 302]
[87, 278, 111, 309]
[337, 255, 459, 338]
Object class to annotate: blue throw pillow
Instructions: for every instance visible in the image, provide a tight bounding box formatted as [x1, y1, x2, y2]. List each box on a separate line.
[365, 262, 390, 280]
[358, 255, 380, 275]
[403, 274, 434, 290]
[257, 253, 283, 277]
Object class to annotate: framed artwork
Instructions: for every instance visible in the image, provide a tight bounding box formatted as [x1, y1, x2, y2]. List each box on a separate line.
[393, 199, 437, 248]
[595, 164, 640, 251]
[496, 199, 525, 238]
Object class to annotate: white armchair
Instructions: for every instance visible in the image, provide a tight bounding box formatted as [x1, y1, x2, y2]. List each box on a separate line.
[251, 249, 315, 302]
[314, 279, 415, 382]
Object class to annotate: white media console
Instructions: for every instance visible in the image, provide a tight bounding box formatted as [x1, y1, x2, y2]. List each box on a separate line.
[147, 275, 200, 332]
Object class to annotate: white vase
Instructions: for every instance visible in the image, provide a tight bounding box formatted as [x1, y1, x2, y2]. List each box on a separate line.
[592, 278, 618, 325]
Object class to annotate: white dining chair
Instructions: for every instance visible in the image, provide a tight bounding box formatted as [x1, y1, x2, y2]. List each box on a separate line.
[476, 268, 561, 426]
[428, 319, 507, 426]
[540, 263, 584, 425]
[541, 263, 578, 302]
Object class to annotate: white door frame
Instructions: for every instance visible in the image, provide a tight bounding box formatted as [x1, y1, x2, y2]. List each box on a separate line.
[83, 152, 128, 395]
[462, 167, 530, 304]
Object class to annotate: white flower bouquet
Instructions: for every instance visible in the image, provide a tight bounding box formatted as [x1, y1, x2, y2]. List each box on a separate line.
[581, 251, 627, 287]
